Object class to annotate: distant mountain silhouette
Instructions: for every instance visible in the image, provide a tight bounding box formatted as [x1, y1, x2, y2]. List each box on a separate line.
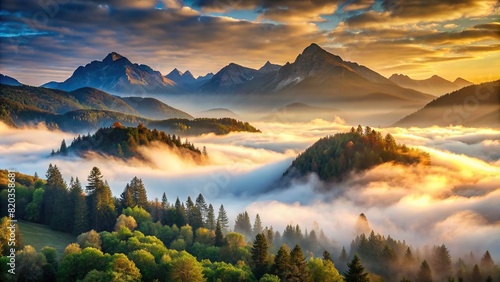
[389, 74, 473, 96]
[195, 108, 240, 119]
[394, 80, 500, 128]
[262, 102, 340, 122]
[0, 74, 22, 86]
[165, 68, 197, 85]
[121, 97, 193, 120]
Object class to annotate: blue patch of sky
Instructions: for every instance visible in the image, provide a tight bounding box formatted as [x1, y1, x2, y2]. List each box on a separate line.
[0, 22, 50, 38]
[209, 10, 259, 22]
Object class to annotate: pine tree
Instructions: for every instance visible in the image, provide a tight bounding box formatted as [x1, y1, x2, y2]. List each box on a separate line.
[323, 250, 333, 263]
[253, 214, 263, 236]
[174, 197, 186, 227]
[432, 244, 451, 281]
[161, 192, 168, 209]
[188, 205, 204, 231]
[218, 204, 229, 231]
[234, 211, 252, 236]
[416, 260, 432, 282]
[480, 250, 494, 275]
[404, 247, 415, 264]
[344, 255, 369, 282]
[214, 220, 225, 247]
[60, 139, 68, 155]
[470, 264, 482, 282]
[195, 193, 208, 224]
[206, 204, 216, 231]
[120, 184, 135, 208]
[288, 244, 309, 281]
[272, 244, 291, 280]
[128, 176, 148, 208]
[251, 233, 269, 279]
[43, 164, 71, 231]
[339, 246, 348, 263]
[69, 177, 89, 235]
[86, 167, 116, 231]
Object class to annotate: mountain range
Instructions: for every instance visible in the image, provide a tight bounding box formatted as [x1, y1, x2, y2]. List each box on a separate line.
[389, 74, 472, 96]
[3, 43, 497, 128]
[37, 44, 431, 105]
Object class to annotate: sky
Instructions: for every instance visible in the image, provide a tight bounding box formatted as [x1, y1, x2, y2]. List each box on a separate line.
[0, 0, 499, 86]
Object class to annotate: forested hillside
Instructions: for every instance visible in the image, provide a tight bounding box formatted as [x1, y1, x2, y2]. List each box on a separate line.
[285, 126, 430, 181]
[1, 165, 498, 281]
[52, 123, 203, 160]
[0, 84, 260, 135]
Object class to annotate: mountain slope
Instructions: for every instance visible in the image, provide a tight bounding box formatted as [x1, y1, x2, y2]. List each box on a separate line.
[0, 84, 139, 115]
[42, 52, 176, 94]
[389, 74, 473, 96]
[394, 80, 500, 128]
[200, 63, 260, 93]
[0, 74, 22, 86]
[0, 84, 192, 120]
[121, 97, 193, 120]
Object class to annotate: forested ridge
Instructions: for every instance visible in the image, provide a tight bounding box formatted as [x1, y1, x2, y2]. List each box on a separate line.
[0, 84, 261, 135]
[52, 123, 204, 160]
[285, 126, 430, 181]
[1, 167, 498, 282]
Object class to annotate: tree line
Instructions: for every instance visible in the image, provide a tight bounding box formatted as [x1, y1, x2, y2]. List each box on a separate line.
[0, 166, 498, 281]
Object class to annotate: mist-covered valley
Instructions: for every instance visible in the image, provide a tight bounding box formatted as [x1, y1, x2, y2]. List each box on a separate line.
[2, 118, 499, 262]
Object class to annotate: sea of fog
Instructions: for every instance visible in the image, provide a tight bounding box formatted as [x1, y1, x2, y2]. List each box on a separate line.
[1, 120, 499, 260]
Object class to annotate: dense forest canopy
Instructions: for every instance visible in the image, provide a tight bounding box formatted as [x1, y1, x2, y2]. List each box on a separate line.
[52, 123, 203, 160]
[285, 126, 430, 181]
[0, 165, 498, 282]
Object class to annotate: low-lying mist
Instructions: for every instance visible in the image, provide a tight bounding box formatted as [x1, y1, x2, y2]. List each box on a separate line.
[1, 120, 499, 260]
